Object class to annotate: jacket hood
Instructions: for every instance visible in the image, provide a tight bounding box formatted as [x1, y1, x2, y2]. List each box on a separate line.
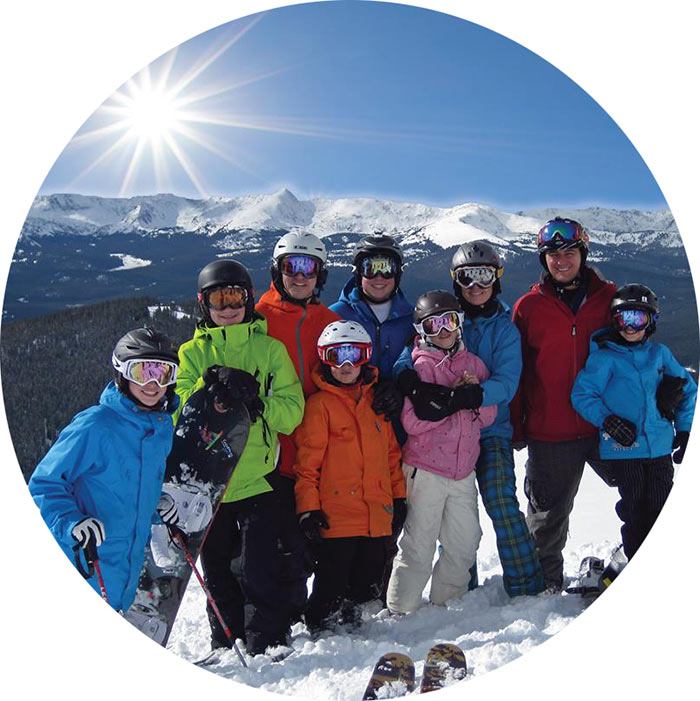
[337, 276, 413, 321]
[258, 282, 320, 315]
[311, 363, 378, 397]
[99, 381, 178, 426]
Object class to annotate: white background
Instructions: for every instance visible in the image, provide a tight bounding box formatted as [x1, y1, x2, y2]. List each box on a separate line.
[1, 1, 697, 699]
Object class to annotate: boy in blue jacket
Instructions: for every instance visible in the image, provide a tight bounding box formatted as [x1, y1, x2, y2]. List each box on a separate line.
[571, 284, 696, 559]
[29, 328, 181, 611]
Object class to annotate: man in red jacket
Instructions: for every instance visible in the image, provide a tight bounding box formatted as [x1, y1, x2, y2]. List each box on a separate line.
[256, 231, 340, 625]
[510, 217, 617, 592]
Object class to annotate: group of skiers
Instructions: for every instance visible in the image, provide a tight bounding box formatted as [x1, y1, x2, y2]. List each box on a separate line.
[27, 216, 697, 659]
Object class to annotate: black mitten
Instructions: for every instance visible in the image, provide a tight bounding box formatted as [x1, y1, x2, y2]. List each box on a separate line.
[451, 384, 484, 411]
[372, 380, 403, 419]
[672, 430, 689, 464]
[391, 498, 408, 536]
[298, 510, 330, 543]
[656, 375, 687, 421]
[603, 414, 637, 447]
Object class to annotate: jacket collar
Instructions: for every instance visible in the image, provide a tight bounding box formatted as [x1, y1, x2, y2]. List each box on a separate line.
[338, 276, 413, 322]
[99, 381, 177, 426]
[194, 312, 267, 348]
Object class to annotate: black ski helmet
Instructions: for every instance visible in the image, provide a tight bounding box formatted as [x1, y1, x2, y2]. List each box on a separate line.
[196, 259, 255, 324]
[413, 290, 462, 324]
[352, 232, 404, 289]
[537, 216, 589, 270]
[111, 327, 179, 404]
[450, 240, 504, 298]
[611, 283, 659, 337]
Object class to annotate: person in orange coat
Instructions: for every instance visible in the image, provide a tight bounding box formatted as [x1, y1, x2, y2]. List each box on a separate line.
[255, 231, 341, 627]
[293, 320, 406, 636]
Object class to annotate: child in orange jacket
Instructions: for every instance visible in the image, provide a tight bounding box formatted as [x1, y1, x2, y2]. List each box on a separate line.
[293, 320, 406, 635]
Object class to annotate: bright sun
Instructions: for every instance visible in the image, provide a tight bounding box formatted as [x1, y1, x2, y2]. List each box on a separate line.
[126, 88, 182, 141]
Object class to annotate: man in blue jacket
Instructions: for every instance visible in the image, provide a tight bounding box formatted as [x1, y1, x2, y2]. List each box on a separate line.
[29, 328, 180, 611]
[571, 283, 696, 559]
[395, 241, 545, 597]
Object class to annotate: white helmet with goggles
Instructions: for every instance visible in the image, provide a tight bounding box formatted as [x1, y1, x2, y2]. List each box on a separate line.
[317, 320, 373, 367]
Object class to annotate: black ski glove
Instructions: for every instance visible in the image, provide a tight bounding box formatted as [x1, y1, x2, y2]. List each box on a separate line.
[399, 369, 458, 422]
[396, 369, 420, 396]
[298, 510, 330, 543]
[656, 375, 687, 421]
[391, 498, 408, 536]
[372, 379, 403, 419]
[672, 430, 690, 464]
[203, 365, 264, 420]
[451, 384, 484, 411]
[603, 414, 637, 447]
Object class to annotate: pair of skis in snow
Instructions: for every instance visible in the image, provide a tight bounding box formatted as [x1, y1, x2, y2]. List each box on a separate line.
[362, 643, 467, 699]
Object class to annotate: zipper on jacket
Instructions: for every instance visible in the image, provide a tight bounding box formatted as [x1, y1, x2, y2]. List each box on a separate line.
[296, 306, 306, 389]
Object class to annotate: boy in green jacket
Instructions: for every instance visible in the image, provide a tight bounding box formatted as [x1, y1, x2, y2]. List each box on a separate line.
[176, 259, 304, 657]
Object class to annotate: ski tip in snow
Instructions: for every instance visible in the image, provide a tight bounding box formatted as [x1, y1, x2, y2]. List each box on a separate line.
[362, 652, 415, 699]
[420, 643, 467, 694]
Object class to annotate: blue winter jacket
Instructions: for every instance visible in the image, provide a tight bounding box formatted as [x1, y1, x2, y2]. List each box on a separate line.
[330, 277, 415, 380]
[28, 382, 177, 611]
[393, 300, 522, 439]
[571, 330, 697, 460]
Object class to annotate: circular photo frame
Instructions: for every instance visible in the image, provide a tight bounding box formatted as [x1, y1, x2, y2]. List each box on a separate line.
[2, 2, 698, 700]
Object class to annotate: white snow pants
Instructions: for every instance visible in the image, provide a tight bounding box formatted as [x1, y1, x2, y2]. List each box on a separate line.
[387, 464, 481, 614]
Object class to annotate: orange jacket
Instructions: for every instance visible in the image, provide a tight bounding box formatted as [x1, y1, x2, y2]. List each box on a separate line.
[256, 283, 340, 477]
[293, 366, 406, 539]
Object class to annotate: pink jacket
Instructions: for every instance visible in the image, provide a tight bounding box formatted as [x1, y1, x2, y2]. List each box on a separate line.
[401, 339, 497, 480]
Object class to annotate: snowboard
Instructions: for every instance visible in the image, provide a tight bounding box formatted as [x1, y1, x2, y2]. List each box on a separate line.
[419, 643, 468, 693]
[124, 388, 250, 646]
[362, 652, 416, 699]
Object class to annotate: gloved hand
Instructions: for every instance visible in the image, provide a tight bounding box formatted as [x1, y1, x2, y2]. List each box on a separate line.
[656, 375, 687, 421]
[391, 498, 407, 535]
[396, 369, 421, 397]
[156, 492, 179, 526]
[72, 517, 106, 549]
[298, 510, 330, 544]
[603, 414, 637, 447]
[372, 379, 403, 419]
[451, 384, 484, 411]
[672, 430, 690, 464]
[203, 365, 264, 420]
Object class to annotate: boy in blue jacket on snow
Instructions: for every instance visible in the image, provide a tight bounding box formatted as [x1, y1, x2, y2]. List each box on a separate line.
[29, 328, 181, 612]
[571, 284, 696, 560]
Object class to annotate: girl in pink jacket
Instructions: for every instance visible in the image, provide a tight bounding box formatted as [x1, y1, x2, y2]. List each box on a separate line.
[387, 291, 496, 614]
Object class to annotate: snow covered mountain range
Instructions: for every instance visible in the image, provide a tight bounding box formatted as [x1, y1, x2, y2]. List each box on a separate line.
[6, 188, 697, 370]
[23, 188, 680, 251]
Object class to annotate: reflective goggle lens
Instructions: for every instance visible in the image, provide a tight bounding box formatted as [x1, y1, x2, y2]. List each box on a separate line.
[279, 254, 321, 278]
[126, 359, 177, 387]
[537, 219, 587, 247]
[453, 265, 497, 289]
[613, 309, 651, 332]
[418, 311, 462, 336]
[203, 286, 248, 310]
[360, 255, 398, 279]
[320, 343, 371, 367]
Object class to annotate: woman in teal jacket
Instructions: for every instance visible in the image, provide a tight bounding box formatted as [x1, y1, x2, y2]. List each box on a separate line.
[28, 328, 180, 612]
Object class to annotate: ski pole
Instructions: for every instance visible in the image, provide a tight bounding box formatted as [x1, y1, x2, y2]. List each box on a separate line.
[169, 529, 248, 668]
[73, 537, 109, 604]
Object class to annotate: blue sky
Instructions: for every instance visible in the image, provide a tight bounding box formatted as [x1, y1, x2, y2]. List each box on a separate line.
[39, 1, 665, 210]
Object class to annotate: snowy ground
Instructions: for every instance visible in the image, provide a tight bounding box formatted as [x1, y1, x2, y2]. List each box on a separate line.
[167, 453, 621, 699]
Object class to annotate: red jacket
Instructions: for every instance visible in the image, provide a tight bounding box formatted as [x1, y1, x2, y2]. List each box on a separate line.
[256, 283, 340, 477]
[510, 268, 617, 443]
[293, 366, 405, 538]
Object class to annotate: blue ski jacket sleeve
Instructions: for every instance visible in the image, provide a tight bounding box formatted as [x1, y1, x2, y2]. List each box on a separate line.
[28, 382, 177, 611]
[571, 331, 697, 460]
[330, 277, 415, 380]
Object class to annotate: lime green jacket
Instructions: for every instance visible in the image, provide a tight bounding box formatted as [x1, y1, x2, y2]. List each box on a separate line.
[175, 314, 305, 502]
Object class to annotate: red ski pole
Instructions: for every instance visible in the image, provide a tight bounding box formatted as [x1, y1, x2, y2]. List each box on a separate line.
[74, 538, 109, 604]
[170, 529, 248, 668]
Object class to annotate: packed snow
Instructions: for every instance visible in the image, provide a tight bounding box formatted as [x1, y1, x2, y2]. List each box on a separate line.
[109, 253, 152, 271]
[165, 452, 622, 699]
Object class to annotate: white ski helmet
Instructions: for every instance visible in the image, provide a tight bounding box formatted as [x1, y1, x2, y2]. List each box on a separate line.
[317, 319, 372, 349]
[273, 231, 327, 265]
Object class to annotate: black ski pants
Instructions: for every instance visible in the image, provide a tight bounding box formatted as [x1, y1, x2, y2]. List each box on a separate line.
[200, 490, 289, 655]
[524, 436, 606, 587]
[612, 455, 674, 560]
[305, 536, 387, 632]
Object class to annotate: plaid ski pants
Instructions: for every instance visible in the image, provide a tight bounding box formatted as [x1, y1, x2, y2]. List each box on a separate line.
[476, 436, 545, 596]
